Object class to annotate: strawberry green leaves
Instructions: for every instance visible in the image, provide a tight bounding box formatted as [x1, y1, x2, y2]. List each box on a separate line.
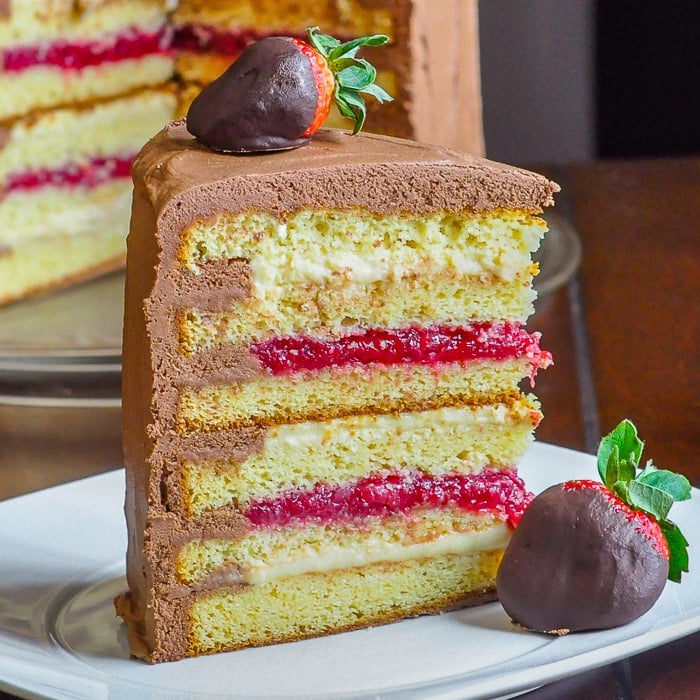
[306, 26, 393, 135]
[597, 418, 643, 488]
[597, 419, 692, 582]
[660, 521, 690, 583]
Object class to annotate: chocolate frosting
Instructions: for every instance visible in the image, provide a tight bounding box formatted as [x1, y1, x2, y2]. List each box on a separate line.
[496, 485, 669, 633]
[186, 37, 317, 153]
[135, 120, 559, 232]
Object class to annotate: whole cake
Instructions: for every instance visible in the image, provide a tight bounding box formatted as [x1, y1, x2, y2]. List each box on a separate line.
[114, 118, 558, 662]
[0, 0, 175, 305]
[1, 0, 483, 305]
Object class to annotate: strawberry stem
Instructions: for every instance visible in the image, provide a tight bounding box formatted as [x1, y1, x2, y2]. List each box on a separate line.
[597, 419, 692, 581]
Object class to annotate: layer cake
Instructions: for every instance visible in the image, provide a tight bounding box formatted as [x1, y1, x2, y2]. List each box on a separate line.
[0, 0, 176, 305]
[115, 120, 558, 662]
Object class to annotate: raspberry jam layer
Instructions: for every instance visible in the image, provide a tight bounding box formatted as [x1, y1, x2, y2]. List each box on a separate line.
[246, 468, 532, 529]
[3, 155, 133, 195]
[172, 24, 269, 57]
[252, 323, 551, 377]
[1, 27, 172, 72]
[172, 24, 349, 57]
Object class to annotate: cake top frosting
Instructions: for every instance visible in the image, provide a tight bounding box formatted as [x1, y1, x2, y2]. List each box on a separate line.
[134, 119, 559, 231]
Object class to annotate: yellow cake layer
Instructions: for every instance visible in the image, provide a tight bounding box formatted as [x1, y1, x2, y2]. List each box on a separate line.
[172, 0, 393, 39]
[0, 56, 173, 121]
[0, 1, 168, 48]
[189, 550, 502, 654]
[0, 179, 131, 247]
[0, 227, 125, 306]
[177, 361, 530, 433]
[181, 208, 545, 286]
[0, 89, 176, 185]
[176, 209, 544, 350]
[177, 511, 509, 587]
[182, 399, 538, 516]
[179, 275, 536, 353]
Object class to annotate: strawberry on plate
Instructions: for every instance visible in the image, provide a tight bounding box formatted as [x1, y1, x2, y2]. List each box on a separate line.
[187, 26, 393, 153]
[496, 419, 692, 634]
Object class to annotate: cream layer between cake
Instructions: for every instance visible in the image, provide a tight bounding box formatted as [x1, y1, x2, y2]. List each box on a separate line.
[117, 123, 558, 661]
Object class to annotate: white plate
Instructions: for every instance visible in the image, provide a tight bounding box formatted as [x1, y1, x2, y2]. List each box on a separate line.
[1, 442, 697, 700]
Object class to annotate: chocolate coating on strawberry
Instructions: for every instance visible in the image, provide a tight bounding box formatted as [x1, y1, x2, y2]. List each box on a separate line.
[496, 419, 692, 635]
[496, 483, 669, 633]
[186, 27, 392, 153]
[187, 37, 317, 152]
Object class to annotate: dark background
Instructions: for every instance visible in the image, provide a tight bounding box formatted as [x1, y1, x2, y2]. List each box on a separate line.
[595, 1, 700, 158]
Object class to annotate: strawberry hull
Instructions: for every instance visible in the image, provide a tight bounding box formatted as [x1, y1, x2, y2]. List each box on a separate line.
[496, 483, 669, 633]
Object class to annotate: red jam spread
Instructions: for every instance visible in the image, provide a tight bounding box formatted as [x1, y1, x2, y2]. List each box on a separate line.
[172, 25, 266, 56]
[0, 27, 171, 72]
[4, 155, 133, 194]
[172, 24, 349, 56]
[252, 323, 550, 375]
[246, 468, 532, 529]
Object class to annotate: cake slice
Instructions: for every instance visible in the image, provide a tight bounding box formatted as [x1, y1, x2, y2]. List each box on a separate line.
[115, 120, 558, 662]
[171, 0, 484, 153]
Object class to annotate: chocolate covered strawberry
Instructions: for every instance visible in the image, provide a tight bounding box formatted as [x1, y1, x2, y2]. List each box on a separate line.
[187, 26, 392, 153]
[497, 419, 691, 634]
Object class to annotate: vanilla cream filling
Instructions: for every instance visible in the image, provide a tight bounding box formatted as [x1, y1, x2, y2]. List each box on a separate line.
[245, 523, 510, 585]
[181, 210, 547, 322]
[269, 402, 513, 451]
[178, 515, 511, 588]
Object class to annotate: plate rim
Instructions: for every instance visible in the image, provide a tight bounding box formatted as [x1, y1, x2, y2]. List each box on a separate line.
[0, 442, 697, 700]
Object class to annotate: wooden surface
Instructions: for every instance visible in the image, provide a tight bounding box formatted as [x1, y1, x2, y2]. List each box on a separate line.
[0, 156, 698, 698]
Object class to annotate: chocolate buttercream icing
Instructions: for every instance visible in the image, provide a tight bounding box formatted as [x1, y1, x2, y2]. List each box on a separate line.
[117, 122, 559, 661]
[187, 37, 317, 153]
[496, 485, 669, 633]
[135, 120, 558, 235]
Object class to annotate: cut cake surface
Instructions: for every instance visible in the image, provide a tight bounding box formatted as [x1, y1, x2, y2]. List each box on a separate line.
[116, 122, 558, 662]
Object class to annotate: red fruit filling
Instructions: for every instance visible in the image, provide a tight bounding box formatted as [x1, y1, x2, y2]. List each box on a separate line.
[172, 24, 351, 58]
[246, 467, 532, 529]
[563, 480, 670, 557]
[0, 27, 172, 72]
[172, 24, 268, 57]
[3, 155, 133, 195]
[252, 322, 551, 378]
